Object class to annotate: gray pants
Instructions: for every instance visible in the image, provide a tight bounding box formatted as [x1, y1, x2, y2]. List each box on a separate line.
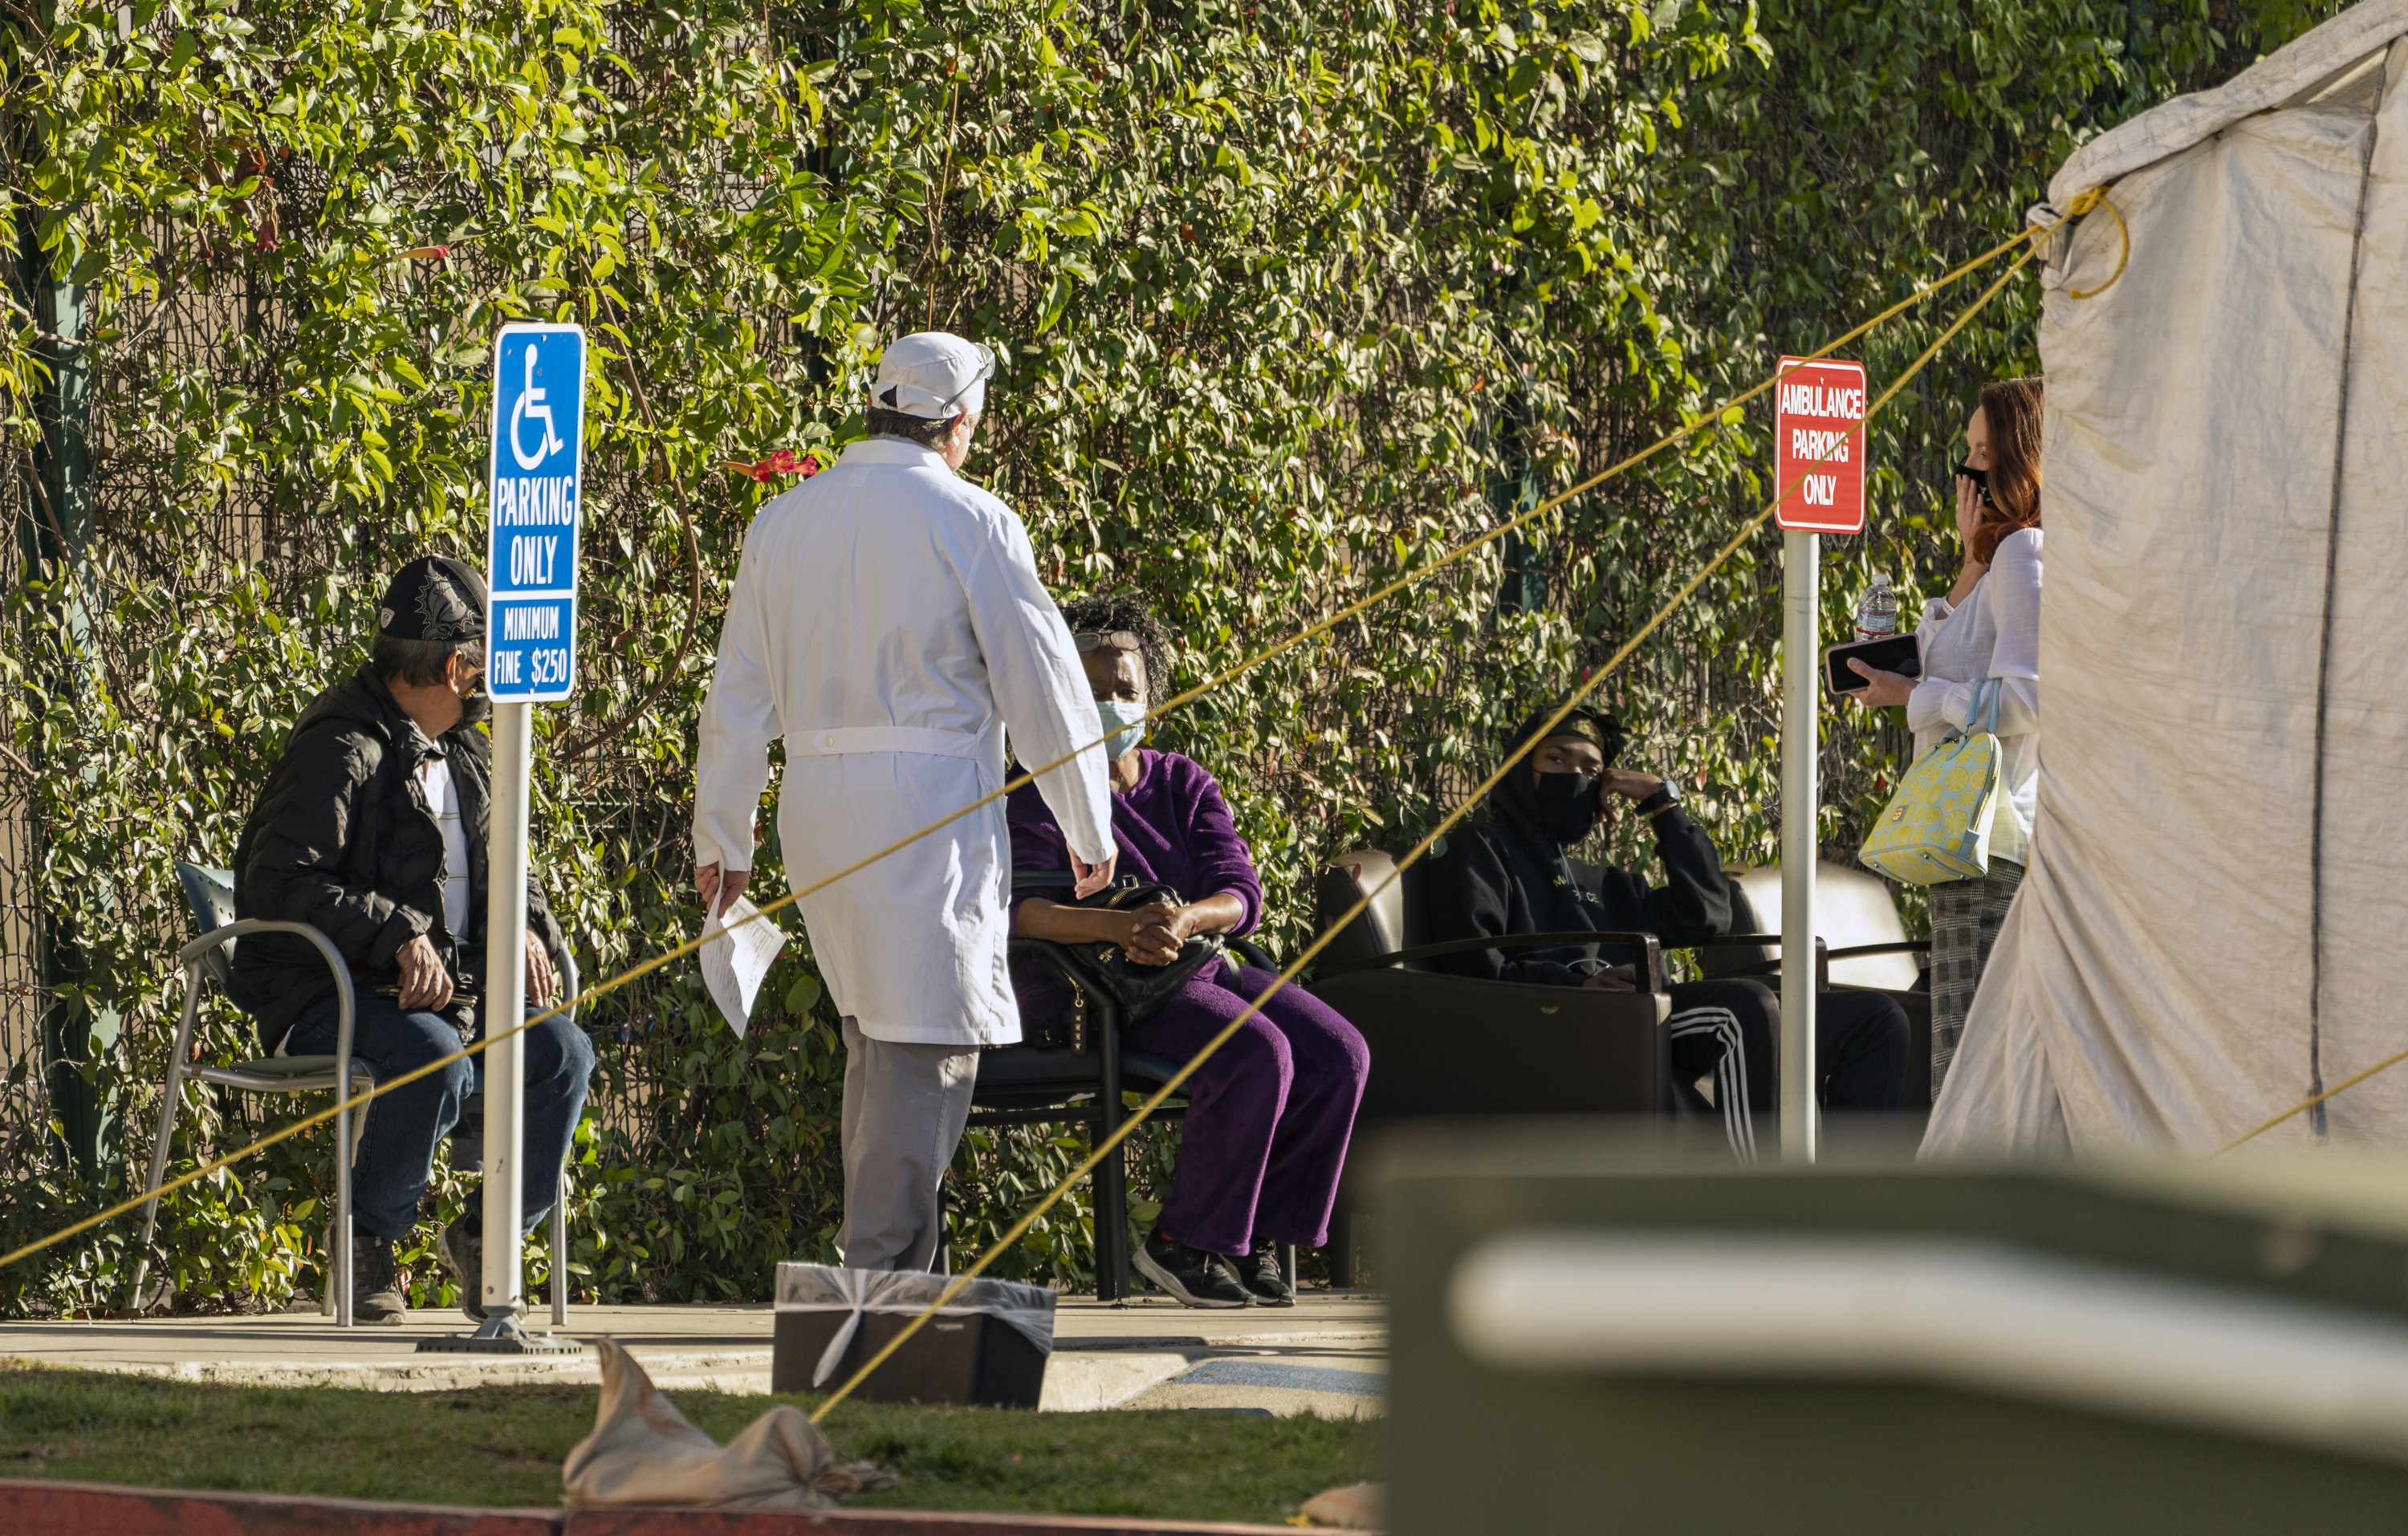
[836, 1016, 978, 1272]
[1928, 860, 2024, 1101]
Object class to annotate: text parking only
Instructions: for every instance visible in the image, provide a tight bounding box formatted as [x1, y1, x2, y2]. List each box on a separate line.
[1774, 356, 1867, 535]
[485, 323, 585, 701]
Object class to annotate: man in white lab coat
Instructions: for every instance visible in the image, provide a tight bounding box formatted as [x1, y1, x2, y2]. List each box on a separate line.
[692, 332, 1117, 1271]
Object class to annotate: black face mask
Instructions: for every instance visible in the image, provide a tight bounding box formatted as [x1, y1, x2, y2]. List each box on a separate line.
[1530, 771, 1604, 843]
[1955, 460, 1994, 506]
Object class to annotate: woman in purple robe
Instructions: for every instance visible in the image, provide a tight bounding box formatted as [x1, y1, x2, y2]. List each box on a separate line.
[1007, 595, 1368, 1308]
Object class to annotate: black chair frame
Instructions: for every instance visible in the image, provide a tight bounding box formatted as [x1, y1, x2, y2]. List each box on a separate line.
[970, 932, 1289, 1302]
[1317, 929, 1845, 989]
[1315, 930, 1666, 989]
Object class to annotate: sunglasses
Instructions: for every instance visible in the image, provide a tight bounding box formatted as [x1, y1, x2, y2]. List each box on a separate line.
[1074, 630, 1141, 654]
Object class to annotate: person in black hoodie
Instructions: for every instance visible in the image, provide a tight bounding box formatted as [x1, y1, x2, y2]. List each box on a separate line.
[233, 555, 592, 1323]
[1423, 707, 1907, 1152]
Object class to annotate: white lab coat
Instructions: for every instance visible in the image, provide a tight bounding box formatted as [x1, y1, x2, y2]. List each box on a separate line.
[693, 437, 1116, 1046]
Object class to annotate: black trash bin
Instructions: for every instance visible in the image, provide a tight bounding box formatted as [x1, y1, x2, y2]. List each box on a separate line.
[770, 1263, 1055, 1408]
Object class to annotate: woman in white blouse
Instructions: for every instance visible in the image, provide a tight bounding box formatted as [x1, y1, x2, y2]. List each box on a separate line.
[1841, 377, 2044, 1099]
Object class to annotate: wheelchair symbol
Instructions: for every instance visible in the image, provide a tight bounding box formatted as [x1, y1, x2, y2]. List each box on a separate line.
[508, 345, 567, 471]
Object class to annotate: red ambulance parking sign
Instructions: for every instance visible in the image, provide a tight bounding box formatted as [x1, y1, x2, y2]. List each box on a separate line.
[1774, 356, 1867, 534]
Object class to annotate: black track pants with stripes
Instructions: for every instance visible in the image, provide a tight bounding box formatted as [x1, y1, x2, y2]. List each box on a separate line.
[1666, 977, 1909, 1119]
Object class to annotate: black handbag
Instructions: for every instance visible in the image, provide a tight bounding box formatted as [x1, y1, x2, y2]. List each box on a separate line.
[1011, 872, 1228, 1039]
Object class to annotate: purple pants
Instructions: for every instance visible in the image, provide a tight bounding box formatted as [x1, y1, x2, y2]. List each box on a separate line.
[1125, 965, 1369, 1258]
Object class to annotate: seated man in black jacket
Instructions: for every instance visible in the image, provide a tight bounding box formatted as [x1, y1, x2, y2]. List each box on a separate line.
[234, 555, 592, 1323]
[1423, 707, 1906, 1152]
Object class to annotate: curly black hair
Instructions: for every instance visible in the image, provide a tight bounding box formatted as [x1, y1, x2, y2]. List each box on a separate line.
[1060, 590, 1173, 705]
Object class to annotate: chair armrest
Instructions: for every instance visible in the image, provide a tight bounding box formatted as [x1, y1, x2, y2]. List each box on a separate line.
[1006, 937, 1092, 1000]
[180, 917, 347, 973]
[1681, 935, 1831, 989]
[179, 919, 358, 1087]
[1316, 931, 1663, 992]
[1226, 936, 1279, 972]
[557, 947, 581, 1027]
[1828, 941, 1930, 962]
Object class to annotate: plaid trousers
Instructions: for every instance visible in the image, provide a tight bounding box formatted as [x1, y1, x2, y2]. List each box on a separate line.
[1928, 861, 2024, 1102]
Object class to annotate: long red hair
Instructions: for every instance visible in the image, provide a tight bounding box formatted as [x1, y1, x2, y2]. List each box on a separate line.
[1971, 376, 2044, 564]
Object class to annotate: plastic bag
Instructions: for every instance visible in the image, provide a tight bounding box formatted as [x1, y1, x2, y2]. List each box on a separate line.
[563, 1337, 894, 1510]
[1299, 1482, 1385, 1529]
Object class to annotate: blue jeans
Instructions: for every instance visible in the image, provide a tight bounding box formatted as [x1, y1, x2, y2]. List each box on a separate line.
[283, 994, 595, 1241]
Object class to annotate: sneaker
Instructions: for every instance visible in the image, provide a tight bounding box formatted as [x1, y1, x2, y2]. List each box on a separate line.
[1234, 1241, 1296, 1306]
[437, 1217, 488, 1322]
[350, 1229, 408, 1324]
[1132, 1231, 1251, 1309]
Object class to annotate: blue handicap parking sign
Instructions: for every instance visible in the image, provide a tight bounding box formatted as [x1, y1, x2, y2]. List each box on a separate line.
[484, 323, 586, 703]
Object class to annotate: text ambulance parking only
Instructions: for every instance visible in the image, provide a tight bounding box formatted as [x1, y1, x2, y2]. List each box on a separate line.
[1774, 356, 1868, 535]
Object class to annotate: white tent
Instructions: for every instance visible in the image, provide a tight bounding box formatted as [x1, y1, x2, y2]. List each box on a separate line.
[1924, 0, 2408, 1156]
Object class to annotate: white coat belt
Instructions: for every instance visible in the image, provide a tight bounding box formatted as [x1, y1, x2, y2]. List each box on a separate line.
[791, 724, 999, 760]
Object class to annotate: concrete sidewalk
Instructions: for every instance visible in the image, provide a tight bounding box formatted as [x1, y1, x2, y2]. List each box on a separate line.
[0, 1292, 1386, 1417]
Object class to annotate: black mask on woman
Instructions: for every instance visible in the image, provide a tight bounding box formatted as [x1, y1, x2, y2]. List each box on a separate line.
[1955, 461, 1993, 506]
[1528, 771, 1605, 843]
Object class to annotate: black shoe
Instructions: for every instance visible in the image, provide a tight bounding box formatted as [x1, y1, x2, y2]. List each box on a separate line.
[437, 1217, 488, 1322]
[1234, 1241, 1296, 1306]
[1132, 1232, 1251, 1309]
[350, 1229, 407, 1324]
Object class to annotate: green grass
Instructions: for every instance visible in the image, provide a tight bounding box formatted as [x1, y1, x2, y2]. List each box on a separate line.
[0, 1360, 1370, 1524]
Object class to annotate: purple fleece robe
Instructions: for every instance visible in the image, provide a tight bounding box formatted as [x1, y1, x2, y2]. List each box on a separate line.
[1007, 750, 1368, 1258]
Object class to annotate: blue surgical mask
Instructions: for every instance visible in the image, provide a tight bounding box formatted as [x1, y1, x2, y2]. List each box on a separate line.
[1096, 698, 1148, 759]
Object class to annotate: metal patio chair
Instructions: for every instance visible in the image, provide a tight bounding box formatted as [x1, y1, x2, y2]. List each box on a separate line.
[130, 863, 577, 1327]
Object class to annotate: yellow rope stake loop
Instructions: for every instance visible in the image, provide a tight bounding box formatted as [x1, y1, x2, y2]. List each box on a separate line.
[801, 246, 2037, 1425]
[2060, 186, 2129, 301]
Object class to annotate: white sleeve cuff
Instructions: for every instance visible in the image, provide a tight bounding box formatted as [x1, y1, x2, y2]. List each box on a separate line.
[1906, 678, 1973, 736]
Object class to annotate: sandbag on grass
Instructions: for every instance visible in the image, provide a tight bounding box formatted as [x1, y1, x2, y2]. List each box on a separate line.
[563, 1337, 895, 1510]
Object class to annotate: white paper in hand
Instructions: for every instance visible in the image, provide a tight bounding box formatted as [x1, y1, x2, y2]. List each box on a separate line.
[701, 895, 784, 1039]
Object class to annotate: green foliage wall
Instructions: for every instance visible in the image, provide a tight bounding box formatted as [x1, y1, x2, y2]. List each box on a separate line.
[0, 0, 2342, 1315]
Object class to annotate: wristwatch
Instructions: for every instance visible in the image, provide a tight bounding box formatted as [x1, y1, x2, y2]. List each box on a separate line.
[1634, 779, 1683, 818]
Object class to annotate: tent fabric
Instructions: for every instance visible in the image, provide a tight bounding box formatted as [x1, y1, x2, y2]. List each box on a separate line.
[1925, 2, 2408, 1156]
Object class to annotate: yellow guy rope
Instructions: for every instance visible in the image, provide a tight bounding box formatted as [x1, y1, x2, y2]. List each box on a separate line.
[2211, 1049, 2408, 1156]
[0, 211, 2066, 1282]
[804, 244, 2038, 1424]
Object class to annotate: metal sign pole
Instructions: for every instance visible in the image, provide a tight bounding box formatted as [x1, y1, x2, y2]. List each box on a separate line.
[421, 322, 585, 1356]
[1781, 529, 1820, 1164]
[1771, 352, 1863, 1167]
[482, 701, 531, 1321]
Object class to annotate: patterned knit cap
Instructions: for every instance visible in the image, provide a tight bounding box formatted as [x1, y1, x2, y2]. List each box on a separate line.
[377, 554, 488, 641]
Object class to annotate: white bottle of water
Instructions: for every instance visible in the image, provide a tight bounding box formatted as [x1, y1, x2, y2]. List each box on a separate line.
[1855, 573, 1899, 642]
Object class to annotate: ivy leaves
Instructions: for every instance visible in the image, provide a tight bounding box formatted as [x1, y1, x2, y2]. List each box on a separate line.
[1, 0, 2349, 1315]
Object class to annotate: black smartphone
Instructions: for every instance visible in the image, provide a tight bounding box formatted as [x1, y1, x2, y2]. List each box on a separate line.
[1826, 634, 1921, 694]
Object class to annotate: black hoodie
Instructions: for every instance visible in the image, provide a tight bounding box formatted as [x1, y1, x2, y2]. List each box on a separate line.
[232, 665, 562, 1046]
[1423, 711, 1732, 985]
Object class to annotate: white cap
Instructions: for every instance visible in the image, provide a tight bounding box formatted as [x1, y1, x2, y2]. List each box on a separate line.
[872, 331, 996, 421]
